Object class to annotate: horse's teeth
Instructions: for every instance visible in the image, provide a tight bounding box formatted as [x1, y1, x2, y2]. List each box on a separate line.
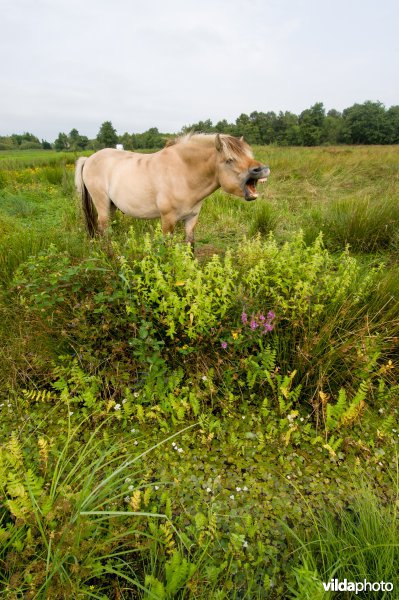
[258, 177, 267, 183]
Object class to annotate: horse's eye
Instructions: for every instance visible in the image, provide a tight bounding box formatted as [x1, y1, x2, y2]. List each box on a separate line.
[225, 158, 234, 165]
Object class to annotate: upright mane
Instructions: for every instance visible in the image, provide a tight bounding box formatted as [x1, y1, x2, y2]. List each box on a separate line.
[165, 132, 253, 160]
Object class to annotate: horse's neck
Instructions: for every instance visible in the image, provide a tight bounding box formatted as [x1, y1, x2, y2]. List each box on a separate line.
[176, 144, 218, 181]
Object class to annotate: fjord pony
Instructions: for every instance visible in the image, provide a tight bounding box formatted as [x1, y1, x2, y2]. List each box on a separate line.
[75, 133, 270, 246]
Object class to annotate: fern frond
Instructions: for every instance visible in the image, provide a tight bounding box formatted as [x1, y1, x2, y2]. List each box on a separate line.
[144, 575, 166, 599]
[143, 486, 152, 508]
[341, 381, 368, 426]
[160, 521, 175, 556]
[25, 469, 44, 499]
[130, 490, 142, 512]
[6, 432, 24, 468]
[165, 551, 196, 595]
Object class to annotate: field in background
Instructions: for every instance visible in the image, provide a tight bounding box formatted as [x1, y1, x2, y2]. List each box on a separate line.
[1, 145, 399, 599]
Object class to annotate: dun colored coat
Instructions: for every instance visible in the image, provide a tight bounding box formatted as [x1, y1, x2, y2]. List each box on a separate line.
[75, 133, 270, 246]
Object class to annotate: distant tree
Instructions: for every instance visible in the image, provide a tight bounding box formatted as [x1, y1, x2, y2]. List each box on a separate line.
[322, 109, 344, 144]
[19, 141, 42, 150]
[274, 112, 301, 145]
[54, 132, 70, 151]
[214, 119, 235, 134]
[0, 136, 14, 150]
[342, 101, 388, 144]
[68, 128, 89, 151]
[385, 105, 399, 143]
[250, 111, 278, 144]
[235, 113, 261, 144]
[144, 127, 165, 148]
[96, 121, 118, 148]
[41, 140, 52, 150]
[299, 102, 325, 146]
[119, 132, 134, 150]
[182, 118, 215, 134]
[11, 132, 40, 147]
[131, 127, 165, 149]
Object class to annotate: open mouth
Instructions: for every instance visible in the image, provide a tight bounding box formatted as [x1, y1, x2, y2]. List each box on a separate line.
[244, 176, 269, 200]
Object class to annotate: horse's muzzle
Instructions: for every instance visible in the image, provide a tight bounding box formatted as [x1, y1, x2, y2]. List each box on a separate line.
[243, 165, 270, 200]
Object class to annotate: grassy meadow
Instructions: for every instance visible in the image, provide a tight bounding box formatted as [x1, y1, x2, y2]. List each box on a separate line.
[0, 145, 399, 599]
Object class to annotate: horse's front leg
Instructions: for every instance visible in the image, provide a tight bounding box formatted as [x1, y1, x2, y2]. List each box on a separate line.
[160, 212, 177, 236]
[183, 213, 199, 252]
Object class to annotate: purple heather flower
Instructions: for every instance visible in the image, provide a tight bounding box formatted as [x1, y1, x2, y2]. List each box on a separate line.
[221, 341, 228, 349]
[259, 314, 266, 321]
[264, 322, 274, 332]
[267, 311, 276, 320]
[250, 319, 258, 330]
[241, 312, 248, 324]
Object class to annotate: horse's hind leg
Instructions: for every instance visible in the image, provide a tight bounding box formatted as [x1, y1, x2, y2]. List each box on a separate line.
[92, 192, 113, 234]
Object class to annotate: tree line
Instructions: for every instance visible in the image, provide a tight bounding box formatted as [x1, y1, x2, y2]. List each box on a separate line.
[1, 101, 398, 151]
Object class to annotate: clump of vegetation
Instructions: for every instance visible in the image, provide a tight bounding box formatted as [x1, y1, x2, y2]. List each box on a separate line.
[286, 480, 399, 599]
[1, 146, 399, 598]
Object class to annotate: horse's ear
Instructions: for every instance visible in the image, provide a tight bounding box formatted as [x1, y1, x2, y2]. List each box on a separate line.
[215, 133, 223, 152]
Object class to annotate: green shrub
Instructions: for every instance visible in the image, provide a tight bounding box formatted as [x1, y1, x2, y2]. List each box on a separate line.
[13, 230, 398, 413]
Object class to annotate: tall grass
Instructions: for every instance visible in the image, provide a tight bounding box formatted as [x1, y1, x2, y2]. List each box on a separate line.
[0, 402, 196, 599]
[285, 476, 399, 599]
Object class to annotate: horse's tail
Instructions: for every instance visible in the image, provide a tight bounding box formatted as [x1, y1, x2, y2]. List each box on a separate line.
[75, 157, 97, 237]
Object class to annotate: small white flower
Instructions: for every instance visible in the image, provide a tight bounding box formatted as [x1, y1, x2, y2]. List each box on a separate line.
[122, 398, 127, 404]
[128, 485, 134, 491]
[125, 477, 132, 483]
[392, 428, 397, 433]
[68, 411, 74, 416]
[114, 403, 121, 411]
[134, 440, 138, 445]
[133, 392, 140, 398]
[243, 486, 248, 492]
[172, 442, 177, 447]
[242, 415, 246, 419]
[378, 408, 384, 414]
[124, 496, 130, 503]
[178, 447, 183, 453]
[243, 540, 249, 548]
[201, 375, 208, 381]
[236, 487, 242, 492]
[378, 461, 383, 466]
[131, 428, 136, 433]
[286, 475, 291, 480]
[206, 487, 212, 493]
[300, 417, 304, 422]
[154, 485, 159, 490]
[230, 494, 235, 500]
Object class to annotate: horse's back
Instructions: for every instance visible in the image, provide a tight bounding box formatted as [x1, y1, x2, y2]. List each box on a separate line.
[82, 148, 162, 218]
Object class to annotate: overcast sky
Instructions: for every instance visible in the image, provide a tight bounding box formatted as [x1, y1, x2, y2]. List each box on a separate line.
[1, 0, 398, 141]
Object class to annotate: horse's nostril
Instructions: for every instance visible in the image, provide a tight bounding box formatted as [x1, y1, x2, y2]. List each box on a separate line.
[250, 165, 269, 176]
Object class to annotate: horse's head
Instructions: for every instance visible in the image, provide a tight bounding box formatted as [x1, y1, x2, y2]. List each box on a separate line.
[215, 134, 270, 201]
